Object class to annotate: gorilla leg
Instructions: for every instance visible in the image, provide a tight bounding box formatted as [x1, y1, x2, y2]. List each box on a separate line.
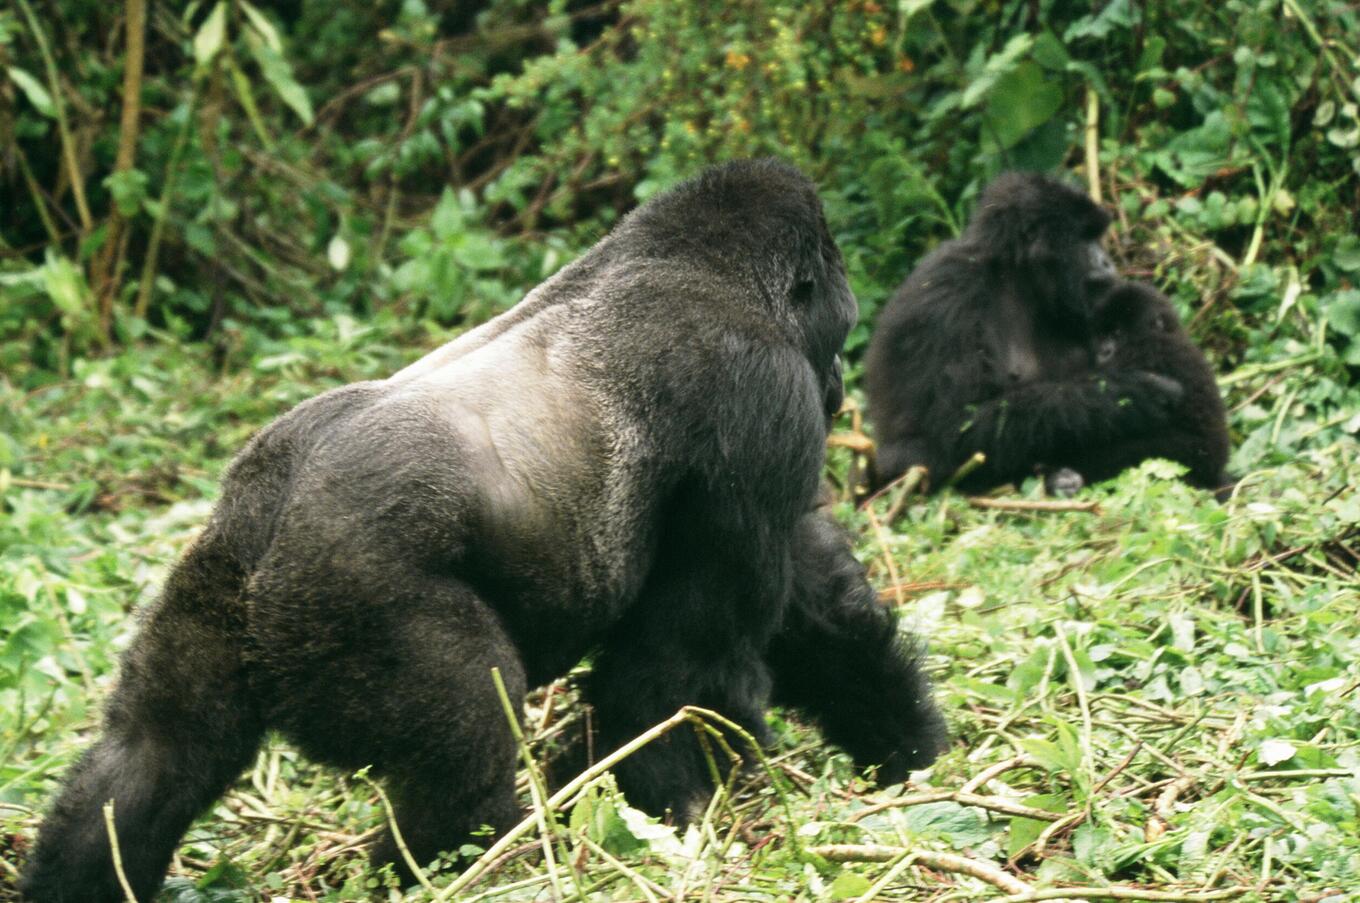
[767, 512, 947, 784]
[588, 639, 771, 821]
[366, 604, 526, 878]
[248, 572, 525, 881]
[1061, 431, 1232, 494]
[931, 370, 1183, 492]
[21, 538, 263, 903]
[586, 539, 780, 821]
[873, 438, 930, 491]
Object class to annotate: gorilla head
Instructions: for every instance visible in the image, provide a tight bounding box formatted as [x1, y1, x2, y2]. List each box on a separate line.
[1094, 280, 1186, 364]
[608, 160, 856, 419]
[21, 158, 944, 903]
[967, 171, 1117, 321]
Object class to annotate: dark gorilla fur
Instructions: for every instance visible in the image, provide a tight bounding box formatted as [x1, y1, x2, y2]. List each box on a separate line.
[21, 159, 947, 903]
[1052, 281, 1231, 493]
[864, 171, 1183, 493]
[768, 509, 944, 785]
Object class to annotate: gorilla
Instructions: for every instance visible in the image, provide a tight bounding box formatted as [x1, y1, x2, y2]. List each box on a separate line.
[21, 159, 947, 902]
[864, 171, 1184, 494]
[1048, 281, 1232, 495]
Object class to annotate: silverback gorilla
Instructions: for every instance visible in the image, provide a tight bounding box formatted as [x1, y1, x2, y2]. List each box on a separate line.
[1052, 281, 1232, 494]
[22, 159, 947, 902]
[864, 172, 1183, 493]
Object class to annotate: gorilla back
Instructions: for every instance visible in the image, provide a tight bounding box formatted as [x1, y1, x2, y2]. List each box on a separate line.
[23, 160, 946, 902]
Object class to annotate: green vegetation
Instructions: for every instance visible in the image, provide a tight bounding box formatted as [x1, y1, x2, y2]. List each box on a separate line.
[2, 0, 1358, 899]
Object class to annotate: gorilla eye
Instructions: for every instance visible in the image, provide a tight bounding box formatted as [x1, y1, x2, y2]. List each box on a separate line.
[791, 279, 816, 305]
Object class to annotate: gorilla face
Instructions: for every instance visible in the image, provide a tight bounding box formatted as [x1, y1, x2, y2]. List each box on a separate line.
[793, 260, 856, 421]
[823, 356, 845, 419]
[802, 214, 857, 421]
[1094, 282, 1180, 365]
[618, 159, 855, 428]
[965, 172, 1117, 322]
[1083, 241, 1118, 300]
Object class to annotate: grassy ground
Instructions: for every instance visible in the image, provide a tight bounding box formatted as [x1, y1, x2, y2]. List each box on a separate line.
[1, 317, 1358, 902]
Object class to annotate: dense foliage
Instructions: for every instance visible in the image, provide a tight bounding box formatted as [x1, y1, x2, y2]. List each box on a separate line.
[2, 0, 1358, 900]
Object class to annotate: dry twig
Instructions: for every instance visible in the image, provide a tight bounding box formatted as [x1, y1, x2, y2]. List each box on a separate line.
[810, 844, 1032, 895]
[846, 789, 1063, 824]
[968, 497, 1102, 514]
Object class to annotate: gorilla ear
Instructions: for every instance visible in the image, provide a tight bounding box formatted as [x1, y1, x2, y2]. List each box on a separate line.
[791, 278, 816, 306]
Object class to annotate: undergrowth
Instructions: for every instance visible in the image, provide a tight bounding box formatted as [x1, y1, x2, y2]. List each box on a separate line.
[1, 311, 1356, 900]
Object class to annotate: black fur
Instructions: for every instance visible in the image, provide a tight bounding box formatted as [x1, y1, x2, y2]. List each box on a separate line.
[1054, 281, 1232, 493]
[21, 159, 945, 902]
[767, 510, 947, 785]
[864, 171, 1182, 493]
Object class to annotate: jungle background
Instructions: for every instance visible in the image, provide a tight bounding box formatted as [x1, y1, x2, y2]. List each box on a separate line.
[2, 0, 1360, 900]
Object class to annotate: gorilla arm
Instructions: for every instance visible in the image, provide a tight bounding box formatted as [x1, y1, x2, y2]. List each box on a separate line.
[584, 338, 830, 819]
[872, 287, 1181, 491]
[923, 365, 1185, 491]
[767, 511, 947, 783]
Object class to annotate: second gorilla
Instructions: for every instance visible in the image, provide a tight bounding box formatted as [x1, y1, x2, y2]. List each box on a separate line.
[22, 159, 947, 902]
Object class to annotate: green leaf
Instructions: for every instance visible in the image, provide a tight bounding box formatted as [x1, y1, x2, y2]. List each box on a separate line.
[568, 788, 646, 856]
[1008, 645, 1052, 696]
[1324, 290, 1360, 339]
[961, 33, 1035, 109]
[956, 675, 1018, 705]
[1065, 643, 1097, 693]
[431, 189, 464, 240]
[1020, 732, 1080, 777]
[1168, 613, 1195, 652]
[246, 36, 314, 126]
[6, 66, 55, 117]
[1008, 816, 1046, 858]
[1246, 79, 1291, 150]
[453, 233, 507, 271]
[827, 872, 874, 899]
[1008, 797, 1068, 860]
[226, 56, 274, 147]
[1258, 738, 1297, 766]
[239, 0, 282, 52]
[1072, 822, 1114, 868]
[1064, 0, 1137, 41]
[902, 802, 992, 847]
[1152, 111, 1234, 188]
[1335, 236, 1360, 273]
[40, 252, 91, 318]
[104, 169, 149, 217]
[569, 787, 597, 834]
[1030, 32, 1070, 71]
[193, 2, 228, 67]
[984, 61, 1065, 149]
